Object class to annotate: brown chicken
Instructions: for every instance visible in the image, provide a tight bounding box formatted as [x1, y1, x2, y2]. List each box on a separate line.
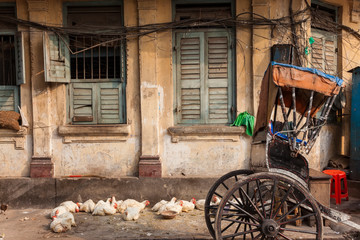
[0, 204, 8, 214]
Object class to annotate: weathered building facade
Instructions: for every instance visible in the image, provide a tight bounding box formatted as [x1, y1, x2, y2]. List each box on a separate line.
[0, 0, 356, 178]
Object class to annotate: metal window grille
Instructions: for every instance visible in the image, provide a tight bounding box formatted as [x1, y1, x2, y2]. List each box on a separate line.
[69, 35, 125, 82]
[0, 35, 16, 86]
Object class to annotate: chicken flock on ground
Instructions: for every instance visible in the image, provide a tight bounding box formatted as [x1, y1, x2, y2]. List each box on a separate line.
[49, 196, 219, 233]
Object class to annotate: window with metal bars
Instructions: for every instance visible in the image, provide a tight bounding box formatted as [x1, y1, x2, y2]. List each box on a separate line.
[69, 36, 125, 82]
[0, 6, 25, 112]
[0, 35, 16, 86]
[61, 5, 126, 124]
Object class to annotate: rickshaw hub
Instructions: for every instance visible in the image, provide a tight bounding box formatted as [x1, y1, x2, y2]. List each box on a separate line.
[261, 219, 279, 237]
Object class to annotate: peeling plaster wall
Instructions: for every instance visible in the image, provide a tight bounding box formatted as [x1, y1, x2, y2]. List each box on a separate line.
[0, 136, 32, 176]
[162, 135, 252, 177]
[52, 137, 140, 177]
[0, 0, 356, 178]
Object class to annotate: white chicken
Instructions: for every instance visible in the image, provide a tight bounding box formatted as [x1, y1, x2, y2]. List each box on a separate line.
[55, 212, 76, 226]
[152, 197, 176, 212]
[50, 206, 69, 219]
[117, 199, 150, 213]
[195, 199, 206, 210]
[78, 199, 95, 213]
[211, 196, 221, 206]
[92, 198, 117, 216]
[157, 200, 183, 215]
[60, 201, 79, 213]
[181, 198, 196, 212]
[121, 207, 141, 221]
[94, 200, 105, 209]
[50, 214, 73, 233]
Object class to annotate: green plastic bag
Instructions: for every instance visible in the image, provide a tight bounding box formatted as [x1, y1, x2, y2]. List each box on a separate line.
[231, 111, 255, 136]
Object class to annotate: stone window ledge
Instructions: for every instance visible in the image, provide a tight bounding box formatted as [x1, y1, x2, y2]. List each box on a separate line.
[167, 125, 246, 143]
[0, 126, 28, 149]
[58, 125, 130, 143]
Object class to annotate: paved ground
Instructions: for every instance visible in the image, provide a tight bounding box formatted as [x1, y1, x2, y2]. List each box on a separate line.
[0, 205, 358, 240]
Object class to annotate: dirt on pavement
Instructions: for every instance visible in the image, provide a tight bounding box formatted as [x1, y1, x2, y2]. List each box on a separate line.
[0, 208, 211, 240]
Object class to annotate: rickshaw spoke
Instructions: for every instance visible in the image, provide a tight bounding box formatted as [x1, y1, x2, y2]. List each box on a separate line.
[222, 228, 259, 239]
[225, 199, 260, 223]
[277, 198, 307, 222]
[280, 227, 318, 235]
[273, 185, 293, 218]
[240, 187, 264, 220]
[256, 179, 267, 218]
[279, 212, 316, 226]
[278, 232, 293, 240]
[221, 217, 260, 227]
[253, 232, 263, 240]
[221, 182, 230, 191]
[221, 216, 243, 233]
[270, 179, 278, 218]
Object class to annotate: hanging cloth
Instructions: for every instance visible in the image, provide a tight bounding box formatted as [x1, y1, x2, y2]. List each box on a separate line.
[231, 111, 255, 136]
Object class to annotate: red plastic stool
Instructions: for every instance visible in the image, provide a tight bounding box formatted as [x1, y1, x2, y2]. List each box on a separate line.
[322, 169, 349, 205]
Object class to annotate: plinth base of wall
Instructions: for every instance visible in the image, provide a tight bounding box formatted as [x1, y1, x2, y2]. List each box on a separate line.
[139, 155, 161, 178]
[30, 156, 53, 178]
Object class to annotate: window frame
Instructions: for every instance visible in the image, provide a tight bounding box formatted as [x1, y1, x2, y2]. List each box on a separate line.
[311, 1, 340, 124]
[62, 1, 127, 125]
[172, 0, 236, 126]
[0, 3, 25, 113]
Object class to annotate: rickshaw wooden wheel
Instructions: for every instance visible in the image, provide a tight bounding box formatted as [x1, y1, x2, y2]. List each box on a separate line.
[214, 172, 323, 240]
[205, 169, 254, 238]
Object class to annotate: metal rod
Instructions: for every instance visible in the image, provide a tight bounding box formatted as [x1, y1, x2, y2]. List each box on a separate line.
[2, 36, 5, 84]
[106, 44, 108, 79]
[75, 36, 78, 79]
[292, 87, 297, 150]
[278, 87, 293, 147]
[301, 90, 314, 145]
[98, 43, 100, 79]
[91, 37, 93, 80]
[306, 95, 337, 153]
[83, 37, 85, 80]
[273, 91, 279, 125]
[9, 36, 13, 85]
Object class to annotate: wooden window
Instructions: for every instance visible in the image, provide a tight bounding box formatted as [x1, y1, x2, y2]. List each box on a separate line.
[49, 5, 126, 124]
[0, 6, 25, 112]
[311, 2, 337, 75]
[175, 30, 233, 124]
[311, 30, 337, 75]
[311, 2, 339, 123]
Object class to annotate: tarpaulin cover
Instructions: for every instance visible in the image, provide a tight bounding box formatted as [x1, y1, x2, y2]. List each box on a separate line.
[254, 62, 344, 137]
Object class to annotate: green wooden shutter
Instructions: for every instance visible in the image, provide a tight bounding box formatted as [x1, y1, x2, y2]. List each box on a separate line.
[176, 32, 204, 124]
[206, 31, 231, 124]
[71, 83, 95, 123]
[0, 86, 19, 111]
[311, 30, 337, 75]
[43, 32, 70, 83]
[98, 82, 123, 124]
[15, 32, 25, 85]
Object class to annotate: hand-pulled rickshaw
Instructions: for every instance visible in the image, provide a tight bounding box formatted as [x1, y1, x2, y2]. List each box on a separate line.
[204, 62, 356, 239]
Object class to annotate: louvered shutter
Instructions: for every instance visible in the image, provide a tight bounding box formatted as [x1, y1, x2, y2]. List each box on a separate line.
[71, 83, 95, 123]
[43, 32, 70, 83]
[15, 32, 25, 85]
[206, 31, 231, 124]
[176, 32, 204, 124]
[311, 30, 337, 75]
[0, 86, 19, 111]
[98, 82, 123, 124]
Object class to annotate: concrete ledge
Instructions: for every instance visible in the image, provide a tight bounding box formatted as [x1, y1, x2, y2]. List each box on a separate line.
[168, 125, 246, 142]
[0, 177, 218, 209]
